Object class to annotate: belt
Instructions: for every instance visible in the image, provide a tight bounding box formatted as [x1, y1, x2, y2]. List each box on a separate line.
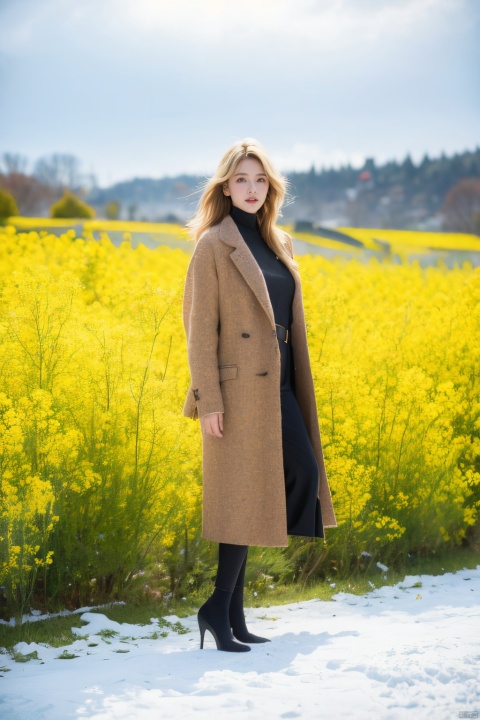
[275, 323, 289, 343]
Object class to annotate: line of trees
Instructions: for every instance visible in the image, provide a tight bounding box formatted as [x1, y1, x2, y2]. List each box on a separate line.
[0, 153, 96, 219]
[286, 149, 480, 231]
[1, 148, 479, 232]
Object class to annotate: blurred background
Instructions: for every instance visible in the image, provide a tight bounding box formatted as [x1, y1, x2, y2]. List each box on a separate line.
[0, 0, 479, 231]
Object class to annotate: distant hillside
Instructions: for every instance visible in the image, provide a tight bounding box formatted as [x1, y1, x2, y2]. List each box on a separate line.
[85, 147, 480, 231]
[87, 175, 202, 222]
[285, 147, 480, 230]
[2, 147, 479, 231]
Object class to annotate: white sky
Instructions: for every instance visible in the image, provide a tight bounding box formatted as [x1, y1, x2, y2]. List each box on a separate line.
[0, 0, 479, 187]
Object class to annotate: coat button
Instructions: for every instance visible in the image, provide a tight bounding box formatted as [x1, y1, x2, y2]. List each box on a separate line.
[241, 332, 250, 338]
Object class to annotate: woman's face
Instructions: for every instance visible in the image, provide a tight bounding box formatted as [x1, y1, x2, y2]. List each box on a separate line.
[224, 156, 269, 213]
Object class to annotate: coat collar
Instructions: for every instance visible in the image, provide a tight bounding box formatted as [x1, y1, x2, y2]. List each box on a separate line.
[216, 214, 300, 330]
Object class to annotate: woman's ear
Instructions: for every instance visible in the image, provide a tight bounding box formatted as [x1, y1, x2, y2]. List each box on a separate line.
[223, 183, 230, 197]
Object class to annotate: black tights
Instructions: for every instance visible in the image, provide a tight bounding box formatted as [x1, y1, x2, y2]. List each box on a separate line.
[215, 542, 248, 592]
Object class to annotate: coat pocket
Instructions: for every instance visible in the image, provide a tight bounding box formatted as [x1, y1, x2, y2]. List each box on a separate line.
[219, 364, 238, 381]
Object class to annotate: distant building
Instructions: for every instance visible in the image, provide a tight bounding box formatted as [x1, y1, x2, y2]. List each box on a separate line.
[357, 170, 374, 192]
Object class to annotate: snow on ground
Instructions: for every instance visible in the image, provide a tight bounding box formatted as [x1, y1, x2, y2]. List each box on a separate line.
[1, 566, 479, 720]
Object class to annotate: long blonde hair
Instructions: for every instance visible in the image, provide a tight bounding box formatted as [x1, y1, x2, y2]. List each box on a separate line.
[186, 138, 299, 274]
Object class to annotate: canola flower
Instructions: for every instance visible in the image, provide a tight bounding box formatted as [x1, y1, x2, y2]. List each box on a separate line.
[0, 223, 478, 614]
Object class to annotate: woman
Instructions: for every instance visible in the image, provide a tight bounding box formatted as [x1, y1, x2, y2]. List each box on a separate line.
[182, 138, 337, 652]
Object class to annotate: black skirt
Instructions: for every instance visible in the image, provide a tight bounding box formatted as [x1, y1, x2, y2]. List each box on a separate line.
[279, 337, 324, 538]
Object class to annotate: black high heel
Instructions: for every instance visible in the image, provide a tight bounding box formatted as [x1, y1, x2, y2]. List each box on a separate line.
[229, 583, 271, 644]
[197, 587, 251, 652]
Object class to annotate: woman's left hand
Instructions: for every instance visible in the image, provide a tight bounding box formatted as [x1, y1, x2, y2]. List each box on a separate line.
[201, 412, 224, 438]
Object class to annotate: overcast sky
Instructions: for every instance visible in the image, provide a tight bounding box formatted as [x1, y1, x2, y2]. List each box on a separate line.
[1, 0, 479, 187]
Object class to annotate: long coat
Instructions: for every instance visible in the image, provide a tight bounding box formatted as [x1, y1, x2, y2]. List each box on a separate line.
[182, 214, 337, 547]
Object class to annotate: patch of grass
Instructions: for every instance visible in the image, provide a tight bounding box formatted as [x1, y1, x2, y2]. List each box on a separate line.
[0, 616, 89, 653]
[399, 581, 423, 590]
[12, 649, 41, 663]
[139, 630, 168, 640]
[97, 628, 119, 639]
[170, 620, 189, 635]
[56, 650, 79, 660]
[89, 602, 166, 626]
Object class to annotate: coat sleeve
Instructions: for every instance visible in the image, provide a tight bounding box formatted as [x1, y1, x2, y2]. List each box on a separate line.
[182, 236, 225, 420]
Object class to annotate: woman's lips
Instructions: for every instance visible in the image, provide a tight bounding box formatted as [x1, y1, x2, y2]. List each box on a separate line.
[245, 198, 258, 203]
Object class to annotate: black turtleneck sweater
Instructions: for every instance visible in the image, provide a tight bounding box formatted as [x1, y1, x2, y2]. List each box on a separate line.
[230, 205, 295, 330]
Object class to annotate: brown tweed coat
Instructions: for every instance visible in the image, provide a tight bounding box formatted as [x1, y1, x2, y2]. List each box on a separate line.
[182, 214, 337, 547]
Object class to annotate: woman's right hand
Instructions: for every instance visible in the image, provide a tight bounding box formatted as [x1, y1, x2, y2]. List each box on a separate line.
[201, 412, 224, 438]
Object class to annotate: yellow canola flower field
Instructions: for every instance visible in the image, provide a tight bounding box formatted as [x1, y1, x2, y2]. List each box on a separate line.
[0, 224, 479, 614]
[7, 216, 191, 239]
[337, 226, 480, 251]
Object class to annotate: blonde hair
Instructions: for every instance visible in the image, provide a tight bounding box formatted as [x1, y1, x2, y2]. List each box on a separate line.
[186, 138, 299, 273]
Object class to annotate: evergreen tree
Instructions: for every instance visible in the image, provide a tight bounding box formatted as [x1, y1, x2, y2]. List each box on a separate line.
[50, 190, 95, 219]
[0, 188, 19, 220]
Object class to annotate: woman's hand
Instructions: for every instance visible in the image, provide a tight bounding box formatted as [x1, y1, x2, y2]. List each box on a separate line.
[201, 412, 224, 438]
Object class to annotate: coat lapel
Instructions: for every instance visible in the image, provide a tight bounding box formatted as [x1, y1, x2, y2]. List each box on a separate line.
[218, 214, 299, 329]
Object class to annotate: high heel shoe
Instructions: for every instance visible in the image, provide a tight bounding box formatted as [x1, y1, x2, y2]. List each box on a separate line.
[198, 587, 251, 652]
[229, 583, 271, 644]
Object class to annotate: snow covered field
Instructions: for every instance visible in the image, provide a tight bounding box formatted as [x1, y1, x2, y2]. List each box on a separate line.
[1, 566, 479, 720]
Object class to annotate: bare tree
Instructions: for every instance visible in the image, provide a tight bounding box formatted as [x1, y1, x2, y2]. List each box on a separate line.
[1, 153, 29, 175]
[0, 173, 56, 216]
[33, 153, 83, 192]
